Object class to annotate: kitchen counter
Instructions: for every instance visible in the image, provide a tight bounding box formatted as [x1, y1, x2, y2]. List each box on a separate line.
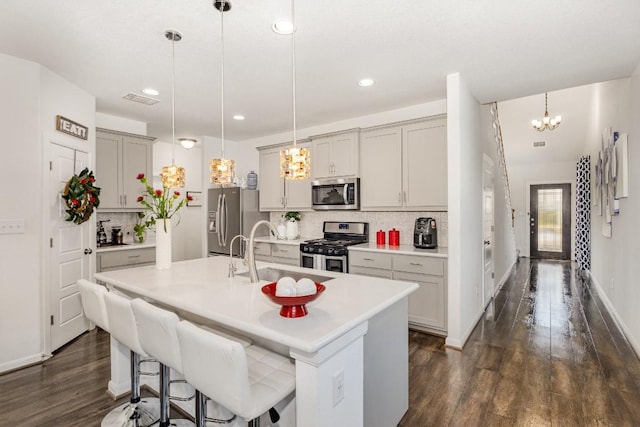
[253, 235, 319, 245]
[95, 240, 155, 253]
[350, 242, 448, 258]
[95, 256, 417, 427]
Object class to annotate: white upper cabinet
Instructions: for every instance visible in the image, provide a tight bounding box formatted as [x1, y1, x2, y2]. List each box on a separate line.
[360, 117, 447, 211]
[96, 128, 154, 210]
[258, 142, 312, 211]
[311, 130, 359, 179]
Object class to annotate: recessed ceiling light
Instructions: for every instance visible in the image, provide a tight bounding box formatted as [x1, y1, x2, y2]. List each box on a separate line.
[142, 88, 160, 96]
[233, 115, 245, 121]
[178, 138, 197, 149]
[272, 20, 294, 35]
[358, 79, 375, 87]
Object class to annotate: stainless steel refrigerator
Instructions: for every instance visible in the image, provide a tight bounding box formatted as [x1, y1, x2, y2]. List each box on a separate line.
[207, 187, 269, 256]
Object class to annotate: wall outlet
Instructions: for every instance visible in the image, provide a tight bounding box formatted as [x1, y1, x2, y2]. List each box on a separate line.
[332, 370, 344, 407]
[0, 219, 25, 235]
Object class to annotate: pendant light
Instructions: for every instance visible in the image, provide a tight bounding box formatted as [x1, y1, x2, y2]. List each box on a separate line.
[160, 30, 186, 188]
[531, 92, 562, 132]
[210, 0, 236, 186]
[280, 0, 310, 180]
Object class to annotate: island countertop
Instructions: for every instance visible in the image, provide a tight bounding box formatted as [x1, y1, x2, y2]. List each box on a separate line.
[94, 256, 417, 354]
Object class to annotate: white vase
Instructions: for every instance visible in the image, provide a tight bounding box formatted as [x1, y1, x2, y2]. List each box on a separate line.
[286, 220, 299, 240]
[155, 219, 172, 270]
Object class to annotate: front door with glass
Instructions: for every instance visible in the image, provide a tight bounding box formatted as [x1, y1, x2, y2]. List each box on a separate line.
[530, 183, 571, 260]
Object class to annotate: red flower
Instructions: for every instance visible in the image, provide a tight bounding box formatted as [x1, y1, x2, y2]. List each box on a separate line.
[136, 173, 145, 180]
[89, 196, 96, 203]
[80, 179, 87, 185]
[174, 191, 180, 196]
[187, 195, 194, 201]
[155, 189, 163, 196]
[137, 196, 144, 202]
[88, 177, 95, 183]
[72, 199, 80, 206]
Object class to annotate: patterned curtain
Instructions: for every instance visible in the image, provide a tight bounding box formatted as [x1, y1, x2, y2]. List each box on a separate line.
[575, 156, 591, 270]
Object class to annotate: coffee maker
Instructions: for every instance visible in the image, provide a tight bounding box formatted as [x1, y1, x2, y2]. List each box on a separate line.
[413, 217, 438, 249]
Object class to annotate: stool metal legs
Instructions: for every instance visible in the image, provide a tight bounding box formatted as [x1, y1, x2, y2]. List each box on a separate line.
[194, 390, 236, 426]
[101, 351, 160, 427]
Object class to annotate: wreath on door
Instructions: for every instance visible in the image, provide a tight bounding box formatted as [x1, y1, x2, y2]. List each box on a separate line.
[61, 167, 101, 224]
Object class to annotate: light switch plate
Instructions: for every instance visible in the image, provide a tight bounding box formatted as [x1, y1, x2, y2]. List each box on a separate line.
[0, 219, 25, 234]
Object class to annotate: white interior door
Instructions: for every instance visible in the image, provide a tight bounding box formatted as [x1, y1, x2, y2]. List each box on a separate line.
[49, 143, 90, 351]
[482, 155, 495, 307]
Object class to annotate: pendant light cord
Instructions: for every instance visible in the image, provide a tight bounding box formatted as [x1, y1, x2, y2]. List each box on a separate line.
[221, 3, 226, 158]
[292, 0, 297, 147]
[171, 34, 176, 165]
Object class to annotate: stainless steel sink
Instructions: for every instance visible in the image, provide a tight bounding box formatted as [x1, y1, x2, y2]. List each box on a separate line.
[238, 267, 334, 283]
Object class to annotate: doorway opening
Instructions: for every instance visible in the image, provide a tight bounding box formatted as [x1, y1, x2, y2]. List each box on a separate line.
[529, 183, 571, 260]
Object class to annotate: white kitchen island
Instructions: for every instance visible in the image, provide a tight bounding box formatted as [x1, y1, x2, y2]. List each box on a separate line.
[94, 256, 417, 427]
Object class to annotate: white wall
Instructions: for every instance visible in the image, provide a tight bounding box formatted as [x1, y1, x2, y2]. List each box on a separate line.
[480, 105, 518, 291]
[96, 112, 147, 135]
[445, 73, 485, 349]
[0, 53, 95, 372]
[584, 75, 640, 354]
[152, 141, 203, 261]
[241, 100, 447, 148]
[508, 160, 577, 258]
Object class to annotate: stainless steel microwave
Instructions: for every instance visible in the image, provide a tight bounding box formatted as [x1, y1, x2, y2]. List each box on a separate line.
[311, 178, 360, 210]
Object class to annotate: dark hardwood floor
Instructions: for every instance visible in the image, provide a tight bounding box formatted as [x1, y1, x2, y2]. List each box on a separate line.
[2, 258, 640, 426]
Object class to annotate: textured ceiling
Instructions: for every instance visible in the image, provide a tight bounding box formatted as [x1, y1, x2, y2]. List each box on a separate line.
[1, 0, 639, 143]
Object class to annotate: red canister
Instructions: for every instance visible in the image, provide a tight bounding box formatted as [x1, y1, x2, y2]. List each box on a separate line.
[376, 230, 386, 245]
[388, 228, 400, 246]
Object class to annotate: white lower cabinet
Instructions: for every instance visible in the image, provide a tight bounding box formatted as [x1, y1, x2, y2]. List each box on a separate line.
[349, 250, 447, 334]
[252, 241, 300, 266]
[97, 247, 155, 272]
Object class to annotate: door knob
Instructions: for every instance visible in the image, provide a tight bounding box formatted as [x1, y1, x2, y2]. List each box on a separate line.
[484, 240, 491, 246]
[84, 248, 93, 255]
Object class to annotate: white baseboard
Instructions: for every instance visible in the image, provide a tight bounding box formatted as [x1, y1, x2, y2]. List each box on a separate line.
[494, 258, 517, 296]
[107, 380, 131, 399]
[0, 353, 48, 374]
[588, 271, 640, 358]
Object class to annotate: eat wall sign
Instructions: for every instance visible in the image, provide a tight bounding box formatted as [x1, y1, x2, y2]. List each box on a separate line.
[56, 115, 88, 140]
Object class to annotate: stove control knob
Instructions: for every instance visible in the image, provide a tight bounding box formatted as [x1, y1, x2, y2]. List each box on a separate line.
[327, 248, 334, 255]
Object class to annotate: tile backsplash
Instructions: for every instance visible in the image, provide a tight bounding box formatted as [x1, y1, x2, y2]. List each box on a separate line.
[269, 210, 448, 247]
[96, 212, 141, 243]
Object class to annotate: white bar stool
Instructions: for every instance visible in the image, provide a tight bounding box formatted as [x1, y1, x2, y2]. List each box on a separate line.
[78, 279, 109, 332]
[176, 320, 296, 427]
[104, 291, 160, 427]
[131, 298, 195, 427]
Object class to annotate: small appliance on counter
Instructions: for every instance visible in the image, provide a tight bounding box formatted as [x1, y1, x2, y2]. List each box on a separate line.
[97, 219, 109, 245]
[414, 217, 438, 249]
[110, 226, 123, 245]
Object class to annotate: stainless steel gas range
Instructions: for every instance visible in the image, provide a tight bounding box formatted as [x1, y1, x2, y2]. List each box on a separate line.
[300, 221, 369, 273]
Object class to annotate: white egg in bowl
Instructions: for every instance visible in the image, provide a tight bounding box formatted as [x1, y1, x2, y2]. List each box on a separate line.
[295, 278, 317, 296]
[275, 277, 297, 297]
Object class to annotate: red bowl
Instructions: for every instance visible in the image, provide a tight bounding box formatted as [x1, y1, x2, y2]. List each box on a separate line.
[261, 282, 326, 318]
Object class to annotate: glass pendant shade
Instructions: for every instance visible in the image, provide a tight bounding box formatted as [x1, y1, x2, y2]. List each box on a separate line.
[160, 164, 186, 188]
[209, 157, 236, 186]
[280, 145, 310, 180]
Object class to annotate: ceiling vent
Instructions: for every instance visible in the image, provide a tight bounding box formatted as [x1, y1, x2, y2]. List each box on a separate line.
[533, 141, 546, 147]
[122, 93, 160, 105]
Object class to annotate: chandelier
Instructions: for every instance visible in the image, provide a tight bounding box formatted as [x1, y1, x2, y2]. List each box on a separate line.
[531, 92, 562, 132]
[280, 0, 310, 180]
[210, 0, 236, 186]
[160, 30, 186, 188]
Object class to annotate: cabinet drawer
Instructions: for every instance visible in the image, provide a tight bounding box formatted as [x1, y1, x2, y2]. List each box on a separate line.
[349, 265, 393, 279]
[349, 251, 392, 270]
[271, 256, 299, 267]
[99, 248, 155, 270]
[393, 255, 444, 276]
[270, 244, 299, 260]
[253, 242, 272, 257]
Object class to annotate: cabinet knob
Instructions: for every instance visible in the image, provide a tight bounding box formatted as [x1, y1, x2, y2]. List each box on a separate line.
[84, 248, 93, 255]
